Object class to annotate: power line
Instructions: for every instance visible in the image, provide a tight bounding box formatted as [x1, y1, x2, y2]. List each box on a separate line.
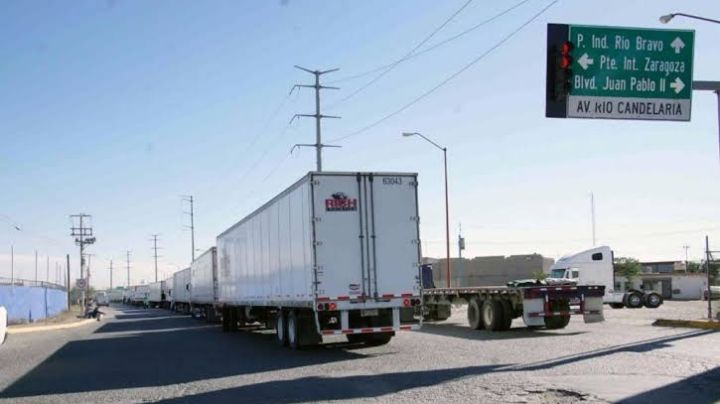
[329, 0, 558, 143]
[330, 0, 474, 106]
[328, 0, 532, 85]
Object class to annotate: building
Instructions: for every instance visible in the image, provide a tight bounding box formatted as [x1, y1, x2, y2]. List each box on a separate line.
[640, 261, 687, 274]
[424, 254, 554, 287]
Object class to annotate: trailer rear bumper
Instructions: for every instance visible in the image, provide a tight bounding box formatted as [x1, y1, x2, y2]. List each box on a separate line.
[522, 285, 605, 327]
[320, 324, 420, 336]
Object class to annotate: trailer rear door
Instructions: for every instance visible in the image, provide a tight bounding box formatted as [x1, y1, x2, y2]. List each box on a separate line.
[312, 173, 420, 301]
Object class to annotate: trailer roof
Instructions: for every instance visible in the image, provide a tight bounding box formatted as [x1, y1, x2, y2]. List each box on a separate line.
[217, 171, 418, 239]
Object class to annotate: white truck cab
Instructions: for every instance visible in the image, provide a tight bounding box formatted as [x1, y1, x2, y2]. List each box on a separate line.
[548, 246, 663, 309]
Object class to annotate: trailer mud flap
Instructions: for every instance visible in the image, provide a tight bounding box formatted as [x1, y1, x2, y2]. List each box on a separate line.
[583, 296, 604, 323]
[522, 298, 545, 327]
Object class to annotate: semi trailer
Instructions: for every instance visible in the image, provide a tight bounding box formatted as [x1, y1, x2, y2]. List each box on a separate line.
[420, 265, 606, 330]
[190, 247, 219, 321]
[547, 246, 663, 309]
[217, 172, 422, 349]
[172, 268, 192, 313]
[147, 281, 166, 308]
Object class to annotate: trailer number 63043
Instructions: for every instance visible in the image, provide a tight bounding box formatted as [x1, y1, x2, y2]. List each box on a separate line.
[382, 177, 402, 185]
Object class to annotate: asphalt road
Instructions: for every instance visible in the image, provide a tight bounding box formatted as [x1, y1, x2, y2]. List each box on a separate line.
[0, 301, 718, 403]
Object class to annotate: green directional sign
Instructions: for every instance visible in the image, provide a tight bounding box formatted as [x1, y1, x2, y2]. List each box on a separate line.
[546, 24, 695, 121]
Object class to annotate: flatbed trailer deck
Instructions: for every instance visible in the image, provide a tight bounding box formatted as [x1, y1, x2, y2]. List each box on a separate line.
[422, 284, 605, 330]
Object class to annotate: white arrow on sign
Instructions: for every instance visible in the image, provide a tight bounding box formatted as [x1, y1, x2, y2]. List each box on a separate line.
[670, 77, 685, 93]
[670, 37, 685, 54]
[578, 53, 594, 70]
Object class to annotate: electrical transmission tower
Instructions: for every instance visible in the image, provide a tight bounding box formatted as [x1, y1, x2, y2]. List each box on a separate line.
[290, 65, 341, 172]
[182, 195, 196, 262]
[70, 213, 96, 307]
[151, 234, 161, 282]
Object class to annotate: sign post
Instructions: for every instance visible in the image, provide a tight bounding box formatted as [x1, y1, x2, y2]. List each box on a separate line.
[547, 24, 694, 121]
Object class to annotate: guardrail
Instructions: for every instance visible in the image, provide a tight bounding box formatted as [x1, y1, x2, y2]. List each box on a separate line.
[0, 277, 67, 291]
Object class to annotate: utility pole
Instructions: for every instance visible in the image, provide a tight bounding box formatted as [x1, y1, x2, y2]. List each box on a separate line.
[125, 250, 131, 287]
[46, 255, 49, 283]
[34, 250, 38, 283]
[108, 259, 113, 290]
[590, 192, 597, 246]
[683, 244, 690, 271]
[458, 223, 465, 286]
[66, 254, 71, 308]
[86, 253, 94, 291]
[70, 214, 95, 308]
[290, 65, 341, 172]
[182, 196, 196, 262]
[704, 236, 718, 320]
[151, 234, 161, 282]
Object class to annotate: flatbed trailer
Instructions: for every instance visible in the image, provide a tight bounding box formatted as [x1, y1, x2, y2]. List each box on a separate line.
[422, 284, 605, 330]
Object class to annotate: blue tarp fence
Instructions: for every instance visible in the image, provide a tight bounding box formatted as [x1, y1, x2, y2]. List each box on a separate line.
[0, 281, 68, 323]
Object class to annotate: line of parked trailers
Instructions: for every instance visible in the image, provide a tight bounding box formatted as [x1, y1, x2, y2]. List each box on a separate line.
[123, 172, 606, 349]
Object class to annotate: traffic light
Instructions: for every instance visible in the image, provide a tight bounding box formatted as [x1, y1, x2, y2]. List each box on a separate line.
[553, 41, 573, 101]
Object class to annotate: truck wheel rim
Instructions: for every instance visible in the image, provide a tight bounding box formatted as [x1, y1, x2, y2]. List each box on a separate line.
[649, 295, 659, 305]
[630, 295, 641, 306]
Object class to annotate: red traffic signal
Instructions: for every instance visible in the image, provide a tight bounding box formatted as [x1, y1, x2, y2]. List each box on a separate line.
[560, 41, 573, 69]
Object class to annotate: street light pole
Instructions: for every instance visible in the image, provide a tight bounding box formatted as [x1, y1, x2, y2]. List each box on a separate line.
[403, 131, 452, 288]
[660, 14, 720, 166]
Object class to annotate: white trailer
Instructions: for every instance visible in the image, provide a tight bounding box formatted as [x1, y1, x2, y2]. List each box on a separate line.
[190, 247, 219, 321]
[129, 284, 150, 306]
[172, 268, 192, 313]
[148, 281, 164, 307]
[163, 276, 173, 309]
[548, 246, 663, 309]
[217, 172, 422, 349]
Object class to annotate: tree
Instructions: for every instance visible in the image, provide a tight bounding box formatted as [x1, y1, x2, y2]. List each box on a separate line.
[687, 261, 719, 284]
[532, 270, 548, 281]
[614, 257, 642, 290]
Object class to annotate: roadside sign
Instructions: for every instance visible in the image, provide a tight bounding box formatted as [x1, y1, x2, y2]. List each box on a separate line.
[546, 24, 694, 121]
[76, 278, 87, 290]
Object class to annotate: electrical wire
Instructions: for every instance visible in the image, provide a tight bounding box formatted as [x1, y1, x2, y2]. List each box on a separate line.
[329, 0, 558, 144]
[328, 0, 532, 85]
[329, 0, 475, 107]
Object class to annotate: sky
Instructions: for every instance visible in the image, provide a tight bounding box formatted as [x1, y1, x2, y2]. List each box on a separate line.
[2, 0, 720, 289]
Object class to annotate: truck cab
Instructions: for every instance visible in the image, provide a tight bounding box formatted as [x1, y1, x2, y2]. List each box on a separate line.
[548, 246, 663, 309]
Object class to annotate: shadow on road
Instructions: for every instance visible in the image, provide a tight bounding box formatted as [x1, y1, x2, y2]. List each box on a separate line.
[418, 321, 587, 340]
[155, 364, 505, 403]
[0, 311, 367, 398]
[509, 329, 718, 372]
[618, 365, 720, 404]
[95, 316, 201, 333]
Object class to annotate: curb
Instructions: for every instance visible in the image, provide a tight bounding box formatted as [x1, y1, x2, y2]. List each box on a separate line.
[7, 318, 96, 335]
[652, 319, 720, 330]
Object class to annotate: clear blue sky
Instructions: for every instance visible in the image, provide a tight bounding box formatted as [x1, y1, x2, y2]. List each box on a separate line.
[2, 0, 720, 288]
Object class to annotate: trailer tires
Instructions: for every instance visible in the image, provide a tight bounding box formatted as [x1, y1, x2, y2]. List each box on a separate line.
[482, 300, 504, 331]
[276, 311, 288, 346]
[498, 300, 513, 331]
[287, 311, 300, 350]
[544, 315, 570, 329]
[625, 292, 643, 309]
[644, 292, 663, 309]
[222, 307, 229, 332]
[467, 298, 484, 330]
